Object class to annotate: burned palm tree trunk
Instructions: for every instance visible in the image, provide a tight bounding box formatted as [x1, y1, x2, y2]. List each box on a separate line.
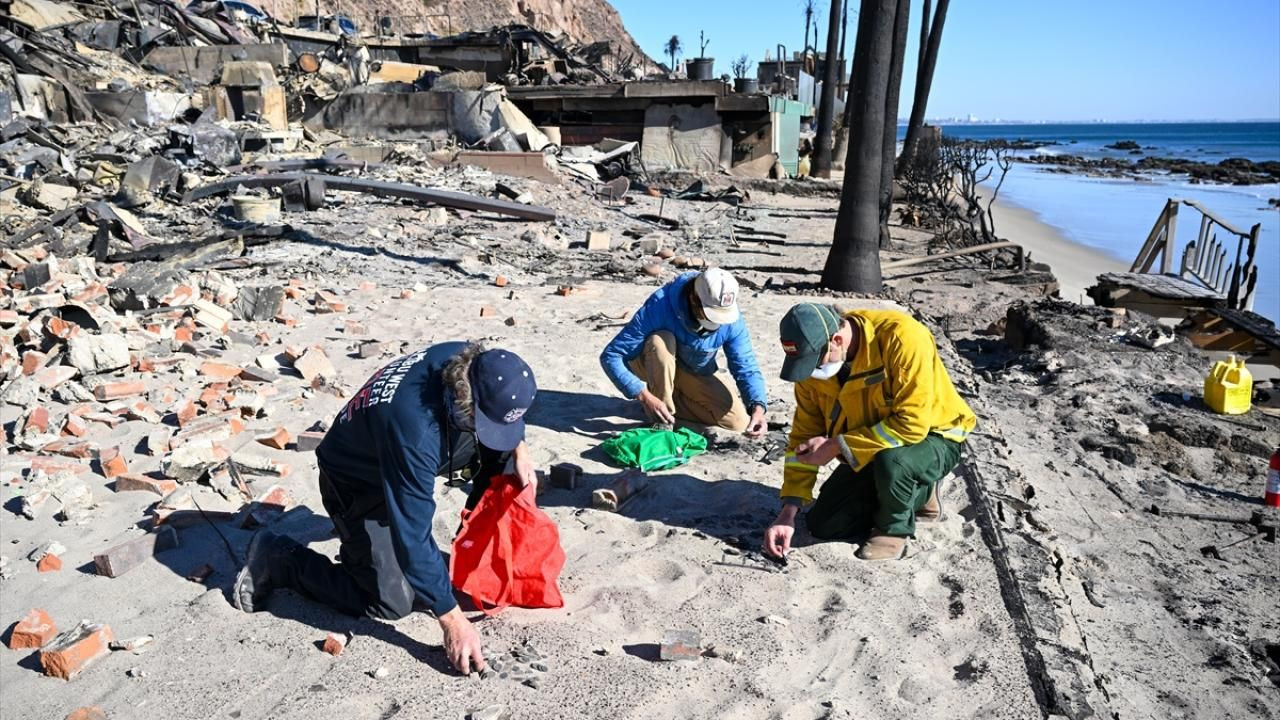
[877, 0, 911, 247]
[823, 0, 904, 292]
[899, 0, 950, 172]
[812, 0, 845, 178]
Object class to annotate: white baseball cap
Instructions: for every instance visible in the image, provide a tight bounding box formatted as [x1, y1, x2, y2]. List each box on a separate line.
[694, 268, 740, 325]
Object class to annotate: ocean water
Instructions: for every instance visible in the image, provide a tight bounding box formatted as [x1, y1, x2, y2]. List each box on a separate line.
[897, 122, 1280, 322]
[922, 121, 1280, 163]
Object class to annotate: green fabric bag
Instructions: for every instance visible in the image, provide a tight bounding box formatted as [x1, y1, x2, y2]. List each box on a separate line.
[600, 427, 708, 471]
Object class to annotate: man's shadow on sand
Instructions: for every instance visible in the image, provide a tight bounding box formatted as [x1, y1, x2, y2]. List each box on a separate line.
[524, 389, 641, 439]
[145, 506, 458, 676]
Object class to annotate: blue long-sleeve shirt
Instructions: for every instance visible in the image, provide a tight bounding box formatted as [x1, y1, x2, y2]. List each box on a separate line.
[315, 342, 465, 617]
[599, 272, 768, 410]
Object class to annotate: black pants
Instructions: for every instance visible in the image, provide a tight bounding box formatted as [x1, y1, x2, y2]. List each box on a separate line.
[273, 435, 508, 620]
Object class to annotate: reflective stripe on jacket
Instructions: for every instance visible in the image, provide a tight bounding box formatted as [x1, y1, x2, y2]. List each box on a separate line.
[781, 309, 977, 502]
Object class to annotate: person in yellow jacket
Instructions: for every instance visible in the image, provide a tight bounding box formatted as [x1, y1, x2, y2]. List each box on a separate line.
[763, 304, 976, 561]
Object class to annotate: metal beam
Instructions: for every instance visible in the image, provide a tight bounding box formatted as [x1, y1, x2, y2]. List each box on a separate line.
[181, 173, 556, 222]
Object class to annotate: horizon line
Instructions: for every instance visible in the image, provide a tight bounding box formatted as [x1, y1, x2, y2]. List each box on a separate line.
[919, 118, 1280, 125]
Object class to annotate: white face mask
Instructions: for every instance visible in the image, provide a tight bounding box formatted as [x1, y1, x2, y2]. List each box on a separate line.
[809, 342, 843, 379]
[810, 361, 844, 379]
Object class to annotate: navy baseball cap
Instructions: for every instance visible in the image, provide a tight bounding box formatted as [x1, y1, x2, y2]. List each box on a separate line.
[469, 349, 536, 451]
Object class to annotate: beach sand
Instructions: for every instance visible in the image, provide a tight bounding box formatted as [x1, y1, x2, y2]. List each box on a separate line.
[984, 192, 1130, 304]
[3, 178, 1275, 720]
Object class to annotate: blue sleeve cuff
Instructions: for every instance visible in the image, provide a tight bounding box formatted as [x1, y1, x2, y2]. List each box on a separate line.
[428, 594, 458, 617]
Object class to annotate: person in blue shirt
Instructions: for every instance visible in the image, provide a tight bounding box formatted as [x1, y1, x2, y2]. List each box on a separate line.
[600, 268, 768, 436]
[232, 342, 537, 675]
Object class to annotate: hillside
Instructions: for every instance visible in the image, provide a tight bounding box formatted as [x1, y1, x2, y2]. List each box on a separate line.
[259, 0, 654, 69]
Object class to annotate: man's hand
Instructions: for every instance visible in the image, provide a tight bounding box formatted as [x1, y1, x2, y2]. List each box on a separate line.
[763, 504, 799, 558]
[512, 441, 537, 491]
[438, 607, 486, 674]
[744, 405, 768, 438]
[795, 436, 841, 467]
[637, 388, 675, 425]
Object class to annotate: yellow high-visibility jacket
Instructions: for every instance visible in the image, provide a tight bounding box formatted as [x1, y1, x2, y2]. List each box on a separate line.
[782, 309, 977, 502]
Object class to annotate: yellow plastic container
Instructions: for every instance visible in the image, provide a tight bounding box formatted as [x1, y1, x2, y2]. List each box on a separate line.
[1204, 355, 1252, 415]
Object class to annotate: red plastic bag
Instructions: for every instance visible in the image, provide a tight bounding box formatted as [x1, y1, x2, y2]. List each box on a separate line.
[449, 475, 565, 615]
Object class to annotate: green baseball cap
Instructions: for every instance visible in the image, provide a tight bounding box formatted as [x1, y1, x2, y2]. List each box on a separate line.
[778, 303, 841, 382]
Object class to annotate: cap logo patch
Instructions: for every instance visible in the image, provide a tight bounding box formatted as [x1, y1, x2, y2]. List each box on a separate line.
[719, 291, 736, 307]
[781, 341, 798, 356]
[503, 408, 528, 423]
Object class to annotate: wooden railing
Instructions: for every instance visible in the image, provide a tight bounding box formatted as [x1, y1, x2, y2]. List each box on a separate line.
[1129, 198, 1261, 312]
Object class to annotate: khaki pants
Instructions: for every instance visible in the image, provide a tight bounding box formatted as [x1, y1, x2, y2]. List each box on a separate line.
[627, 331, 749, 432]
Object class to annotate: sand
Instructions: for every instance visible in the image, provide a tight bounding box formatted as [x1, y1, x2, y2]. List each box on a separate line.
[984, 193, 1130, 305]
[3, 177, 1276, 720]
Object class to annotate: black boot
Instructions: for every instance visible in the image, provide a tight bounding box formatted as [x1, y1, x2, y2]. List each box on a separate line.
[232, 531, 298, 612]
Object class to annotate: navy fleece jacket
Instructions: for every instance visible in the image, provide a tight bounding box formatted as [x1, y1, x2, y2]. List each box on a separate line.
[315, 342, 465, 617]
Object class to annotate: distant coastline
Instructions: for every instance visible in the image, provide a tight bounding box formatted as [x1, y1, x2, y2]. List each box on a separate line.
[903, 121, 1280, 322]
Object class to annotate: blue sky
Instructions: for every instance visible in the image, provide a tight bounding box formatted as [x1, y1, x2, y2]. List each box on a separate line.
[610, 0, 1280, 122]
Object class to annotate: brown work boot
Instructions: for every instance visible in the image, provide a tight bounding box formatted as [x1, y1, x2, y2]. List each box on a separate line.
[856, 533, 907, 561]
[916, 475, 947, 523]
[917, 486, 942, 523]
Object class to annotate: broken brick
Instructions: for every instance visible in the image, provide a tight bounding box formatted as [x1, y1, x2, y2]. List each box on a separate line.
[62, 414, 87, 437]
[322, 632, 347, 656]
[30, 456, 92, 476]
[114, 474, 178, 496]
[123, 401, 161, 424]
[357, 340, 384, 359]
[343, 320, 367, 335]
[494, 275, 509, 287]
[45, 440, 93, 459]
[239, 366, 277, 383]
[295, 431, 325, 452]
[146, 429, 171, 455]
[40, 621, 114, 680]
[255, 427, 291, 450]
[37, 554, 62, 573]
[33, 366, 76, 390]
[0, 309, 18, 326]
[659, 629, 701, 662]
[93, 380, 146, 401]
[240, 484, 294, 528]
[7, 608, 58, 649]
[22, 350, 48, 375]
[358, 281, 377, 292]
[198, 361, 243, 381]
[175, 398, 198, 426]
[45, 316, 79, 339]
[293, 347, 335, 382]
[25, 406, 51, 434]
[190, 299, 231, 333]
[398, 289, 414, 300]
[586, 230, 611, 250]
[313, 289, 347, 313]
[479, 307, 497, 318]
[99, 451, 128, 480]
[65, 707, 107, 720]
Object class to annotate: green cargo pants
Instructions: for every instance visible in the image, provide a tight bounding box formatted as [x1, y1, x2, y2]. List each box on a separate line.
[805, 433, 962, 539]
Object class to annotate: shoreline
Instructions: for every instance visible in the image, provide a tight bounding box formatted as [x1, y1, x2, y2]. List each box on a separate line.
[980, 191, 1130, 304]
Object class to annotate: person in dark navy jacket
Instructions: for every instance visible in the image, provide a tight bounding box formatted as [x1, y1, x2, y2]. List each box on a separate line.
[232, 342, 536, 674]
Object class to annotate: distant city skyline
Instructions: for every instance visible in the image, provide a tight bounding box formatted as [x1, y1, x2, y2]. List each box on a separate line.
[611, 0, 1280, 124]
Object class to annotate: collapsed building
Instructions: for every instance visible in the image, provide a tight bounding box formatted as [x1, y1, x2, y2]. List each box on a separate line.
[2, 0, 814, 184]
